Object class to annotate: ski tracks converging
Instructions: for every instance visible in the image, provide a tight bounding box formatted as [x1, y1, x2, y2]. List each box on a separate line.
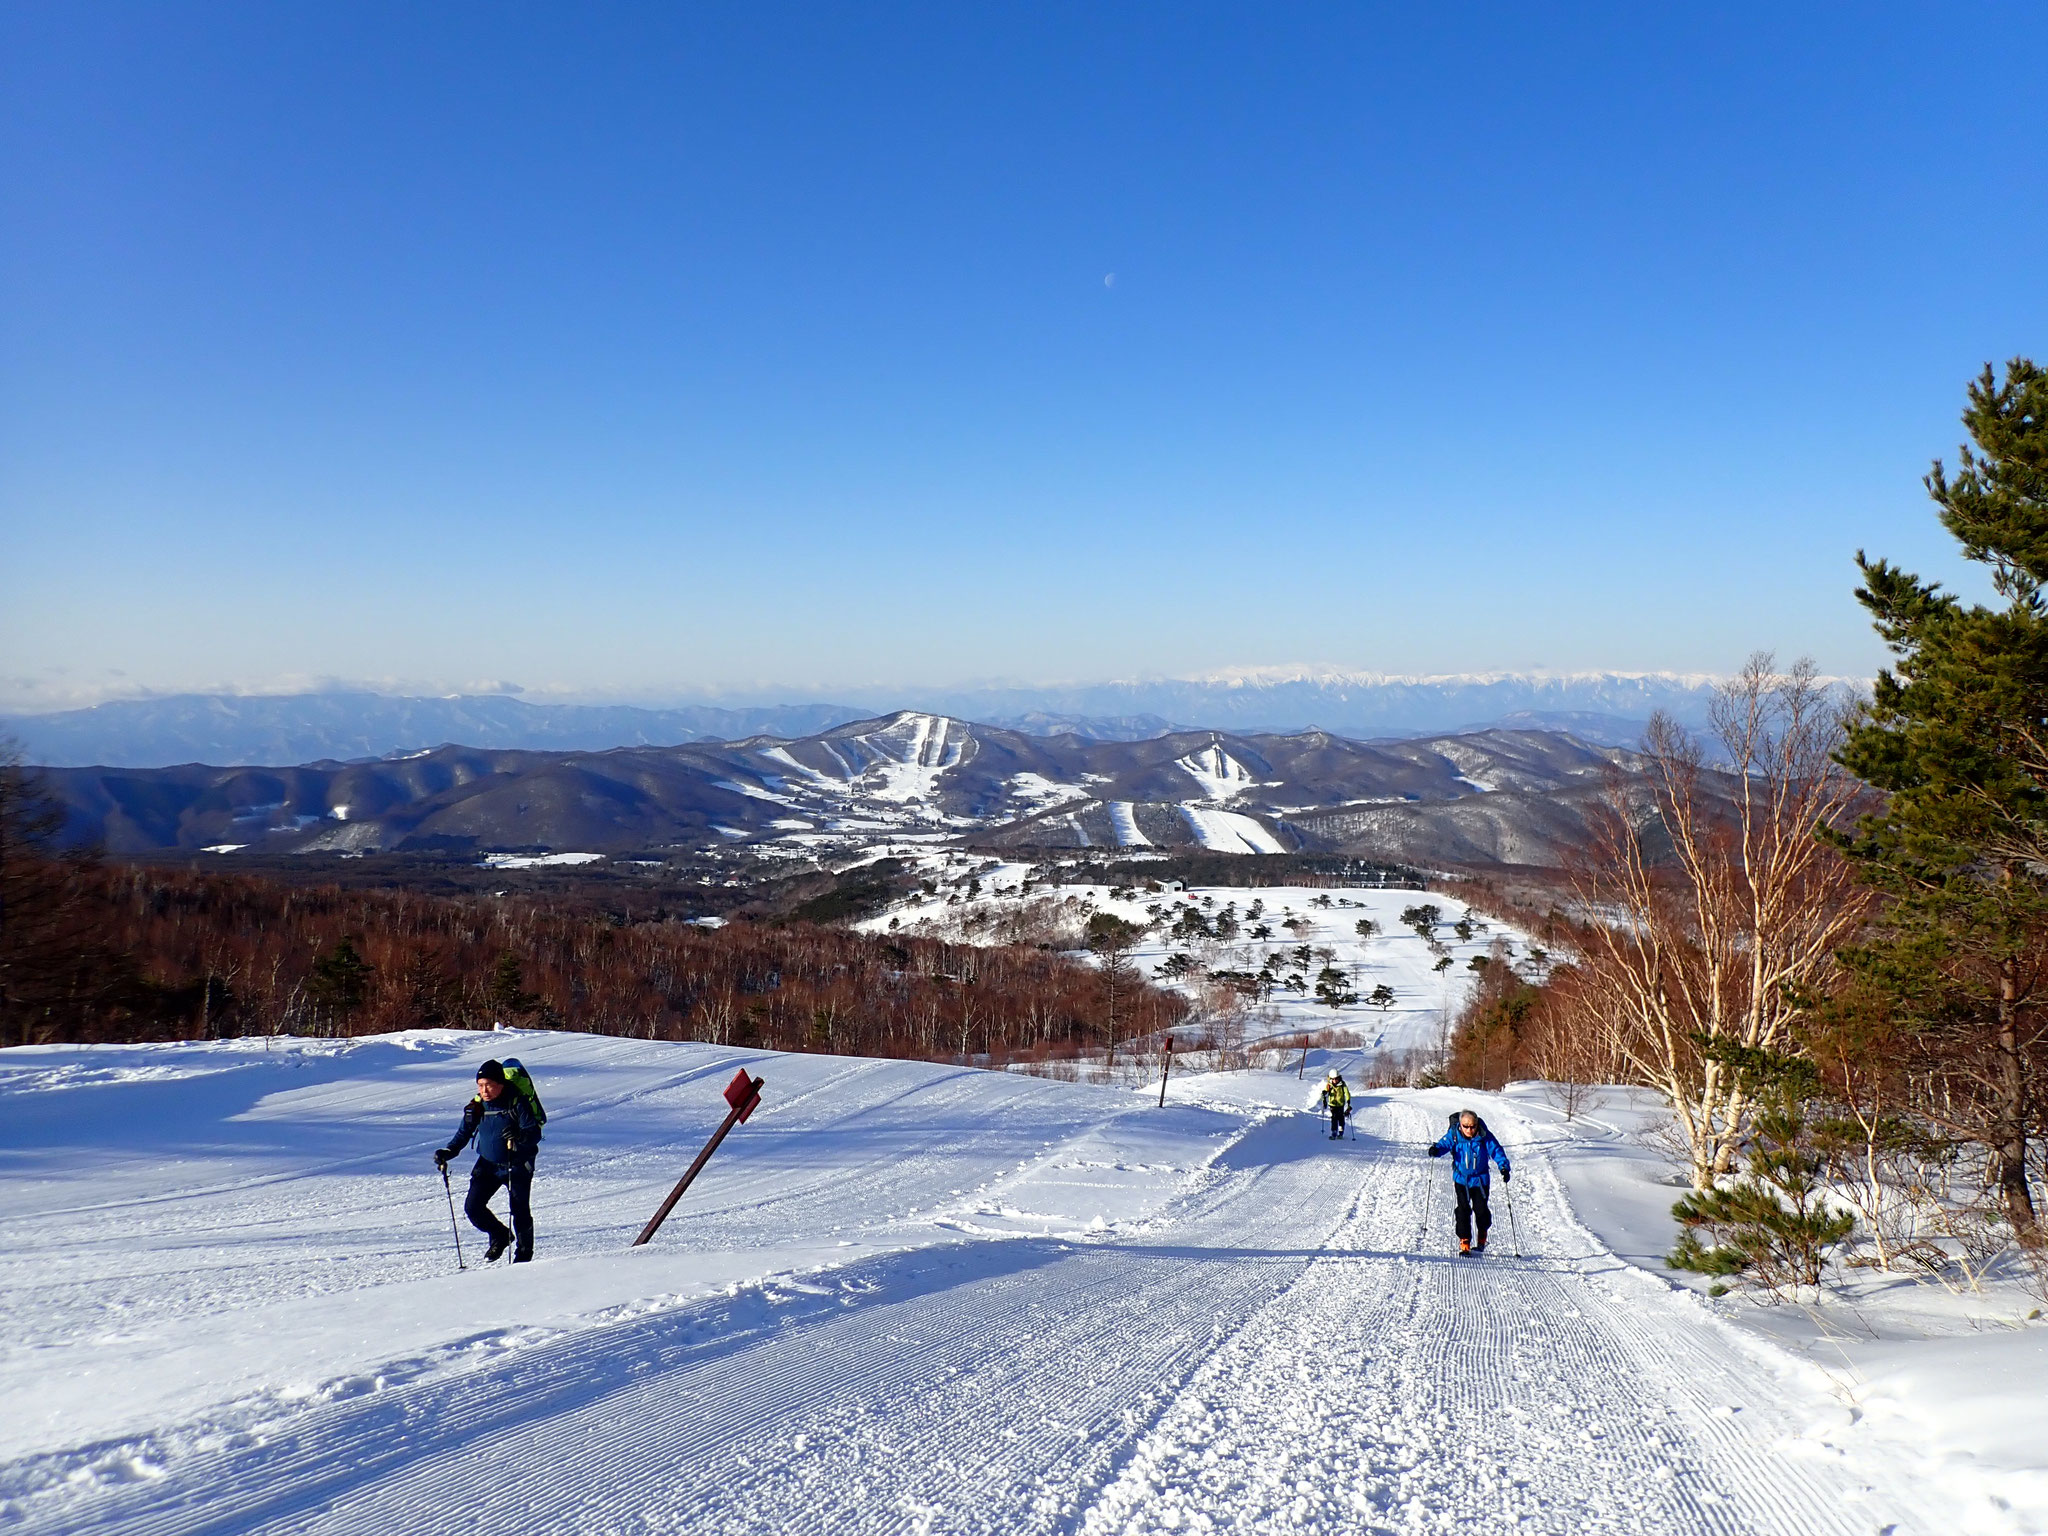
[32, 1092, 1941, 1536]
[1072, 1098, 1937, 1535]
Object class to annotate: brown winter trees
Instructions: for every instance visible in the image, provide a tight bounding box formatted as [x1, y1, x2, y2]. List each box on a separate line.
[1, 845, 1188, 1063]
[0, 745, 149, 1045]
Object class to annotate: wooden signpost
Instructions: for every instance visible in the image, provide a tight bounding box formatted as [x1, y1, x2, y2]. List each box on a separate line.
[632, 1068, 765, 1247]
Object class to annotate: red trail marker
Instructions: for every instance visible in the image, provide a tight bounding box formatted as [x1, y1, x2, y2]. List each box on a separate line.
[632, 1068, 764, 1247]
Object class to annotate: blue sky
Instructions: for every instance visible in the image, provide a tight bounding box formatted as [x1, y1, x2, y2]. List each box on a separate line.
[3, 3, 2044, 710]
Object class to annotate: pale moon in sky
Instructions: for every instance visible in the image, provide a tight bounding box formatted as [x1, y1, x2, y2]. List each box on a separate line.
[1103, 272, 1116, 288]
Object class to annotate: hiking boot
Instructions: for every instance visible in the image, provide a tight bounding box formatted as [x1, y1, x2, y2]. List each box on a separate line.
[1458, 1238, 1472, 1255]
[1475, 1238, 1488, 1253]
[484, 1231, 513, 1263]
[513, 1251, 532, 1264]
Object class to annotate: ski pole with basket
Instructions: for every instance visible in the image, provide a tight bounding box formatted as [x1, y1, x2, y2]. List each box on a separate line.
[439, 1161, 466, 1270]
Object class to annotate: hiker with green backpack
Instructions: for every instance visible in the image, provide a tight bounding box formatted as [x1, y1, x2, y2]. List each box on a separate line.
[435, 1057, 545, 1264]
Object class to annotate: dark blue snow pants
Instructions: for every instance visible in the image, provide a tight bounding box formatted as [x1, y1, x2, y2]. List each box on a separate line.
[465, 1157, 535, 1259]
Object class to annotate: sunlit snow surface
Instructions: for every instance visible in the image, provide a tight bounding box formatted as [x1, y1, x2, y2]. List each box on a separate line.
[1178, 803, 1286, 853]
[1107, 801, 1152, 846]
[854, 712, 966, 804]
[1174, 743, 1260, 802]
[0, 1034, 2029, 1535]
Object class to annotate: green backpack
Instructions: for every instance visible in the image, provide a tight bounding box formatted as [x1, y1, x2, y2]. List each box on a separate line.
[499, 1056, 548, 1139]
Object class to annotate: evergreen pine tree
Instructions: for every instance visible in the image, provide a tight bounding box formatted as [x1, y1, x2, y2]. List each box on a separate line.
[1668, 1042, 1854, 1296]
[307, 937, 374, 1028]
[486, 953, 542, 1017]
[1834, 358, 2048, 1234]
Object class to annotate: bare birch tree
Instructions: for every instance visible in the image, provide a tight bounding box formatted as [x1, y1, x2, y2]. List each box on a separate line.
[1566, 656, 1873, 1187]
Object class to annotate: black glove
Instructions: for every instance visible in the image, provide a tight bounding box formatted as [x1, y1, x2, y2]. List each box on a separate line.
[1427, 1145, 1445, 1158]
[1501, 1168, 1511, 1183]
[434, 1148, 452, 1169]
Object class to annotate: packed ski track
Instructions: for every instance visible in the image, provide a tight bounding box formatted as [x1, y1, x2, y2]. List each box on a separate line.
[0, 1035, 1961, 1535]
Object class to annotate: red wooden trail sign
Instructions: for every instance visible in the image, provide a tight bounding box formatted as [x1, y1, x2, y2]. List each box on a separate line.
[724, 1067, 763, 1121]
[632, 1069, 767, 1246]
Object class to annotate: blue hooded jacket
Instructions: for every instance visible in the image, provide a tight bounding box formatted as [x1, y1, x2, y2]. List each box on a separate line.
[443, 1090, 540, 1170]
[1429, 1120, 1510, 1187]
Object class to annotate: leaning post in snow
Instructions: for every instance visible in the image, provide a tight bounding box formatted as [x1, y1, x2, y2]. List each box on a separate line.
[632, 1068, 764, 1247]
[1157, 1036, 1173, 1108]
[1298, 1035, 1309, 1080]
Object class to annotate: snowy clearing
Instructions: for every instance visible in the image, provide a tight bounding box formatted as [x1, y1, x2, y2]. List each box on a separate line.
[866, 872, 1539, 1056]
[3, 1032, 2035, 1534]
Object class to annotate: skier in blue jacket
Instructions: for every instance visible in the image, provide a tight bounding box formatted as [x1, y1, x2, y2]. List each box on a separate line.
[1428, 1108, 1510, 1254]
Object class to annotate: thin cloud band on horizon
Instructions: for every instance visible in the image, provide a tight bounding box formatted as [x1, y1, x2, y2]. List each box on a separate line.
[0, 661, 1878, 718]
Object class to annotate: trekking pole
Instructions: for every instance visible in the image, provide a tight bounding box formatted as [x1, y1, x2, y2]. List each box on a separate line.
[440, 1162, 466, 1271]
[1505, 1178, 1523, 1259]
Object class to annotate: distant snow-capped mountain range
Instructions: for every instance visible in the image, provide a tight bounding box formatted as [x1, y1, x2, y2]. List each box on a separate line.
[870, 668, 1752, 742]
[1, 669, 1859, 769]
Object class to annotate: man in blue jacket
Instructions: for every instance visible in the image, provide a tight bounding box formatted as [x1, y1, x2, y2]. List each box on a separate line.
[435, 1059, 542, 1263]
[1428, 1108, 1511, 1254]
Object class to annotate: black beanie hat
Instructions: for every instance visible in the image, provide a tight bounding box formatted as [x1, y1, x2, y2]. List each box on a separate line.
[477, 1059, 507, 1083]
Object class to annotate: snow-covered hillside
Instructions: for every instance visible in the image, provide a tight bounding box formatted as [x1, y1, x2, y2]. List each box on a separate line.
[43, 712, 1637, 866]
[5, 1033, 2031, 1535]
[863, 863, 1536, 1057]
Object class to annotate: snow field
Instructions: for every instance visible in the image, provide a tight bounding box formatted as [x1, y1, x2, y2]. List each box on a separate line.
[866, 872, 1540, 1057]
[0, 1033, 2015, 1535]
[1174, 745, 1262, 803]
[1081, 1096, 1912, 1536]
[1496, 1082, 2048, 1535]
[0, 1033, 1243, 1509]
[1177, 805, 1287, 855]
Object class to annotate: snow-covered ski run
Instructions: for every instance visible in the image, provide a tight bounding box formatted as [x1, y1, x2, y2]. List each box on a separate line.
[0, 1034, 1995, 1534]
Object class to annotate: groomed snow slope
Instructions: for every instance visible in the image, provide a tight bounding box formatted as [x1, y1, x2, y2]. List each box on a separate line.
[0, 1034, 1970, 1535]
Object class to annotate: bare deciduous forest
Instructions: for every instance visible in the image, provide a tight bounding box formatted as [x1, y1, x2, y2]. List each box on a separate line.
[0, 791, 1187, 1065]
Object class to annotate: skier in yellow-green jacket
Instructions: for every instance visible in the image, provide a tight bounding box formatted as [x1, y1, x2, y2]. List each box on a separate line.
[1318, 1070, 1351, 1139]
